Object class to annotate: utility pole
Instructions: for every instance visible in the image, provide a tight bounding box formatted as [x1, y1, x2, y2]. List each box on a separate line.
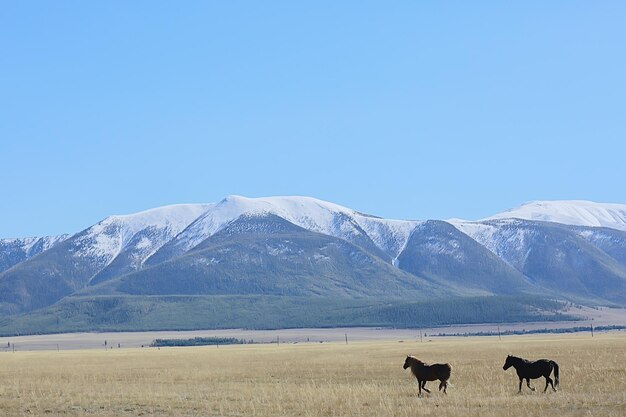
[345, 333, 348, 345]
[591, 323, 594, 338]
[498, 326, 501, 341]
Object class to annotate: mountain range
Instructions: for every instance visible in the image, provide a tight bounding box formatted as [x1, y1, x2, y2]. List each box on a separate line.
[1, 196, 625, 333]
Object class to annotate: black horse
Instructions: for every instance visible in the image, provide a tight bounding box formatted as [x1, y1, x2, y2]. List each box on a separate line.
[503, 355, 559, 393]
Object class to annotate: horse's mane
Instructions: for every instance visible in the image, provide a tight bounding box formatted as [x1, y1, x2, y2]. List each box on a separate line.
[407, 356, 426, 366]
[507, 355, 530, 365]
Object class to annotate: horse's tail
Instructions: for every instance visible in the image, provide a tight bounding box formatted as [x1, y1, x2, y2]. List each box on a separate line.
[551, 361, 560, 387]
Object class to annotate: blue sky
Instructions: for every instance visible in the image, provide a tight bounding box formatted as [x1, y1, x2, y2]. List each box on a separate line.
[1, 2, 625, 237]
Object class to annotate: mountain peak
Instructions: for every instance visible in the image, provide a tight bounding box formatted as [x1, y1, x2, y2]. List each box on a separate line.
[77, 203, 213, 265]
[484, 200, 626, 231]
[218, 195, 357, 215]
[144, 195, 421, 264]
[105, 203, 212, 225]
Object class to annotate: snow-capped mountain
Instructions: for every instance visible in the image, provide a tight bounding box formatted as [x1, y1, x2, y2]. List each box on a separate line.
[2, 196, 626, 316]
[0, 234, 69, 273]
[146, 195, 420, 265]
[484, 200, 626, 231]
[454, 218, 626, 302]
[71, 203, 213, 284]
[396, 220, 535, 295]
[104, 213, 448, 300]
[0, 204, 211, 313]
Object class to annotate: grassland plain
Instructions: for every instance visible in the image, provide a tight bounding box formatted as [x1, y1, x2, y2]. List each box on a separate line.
[0, 333, 624, 416]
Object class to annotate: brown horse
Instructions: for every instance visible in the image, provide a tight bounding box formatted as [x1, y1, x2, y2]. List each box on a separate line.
[403, 355, 452, 396]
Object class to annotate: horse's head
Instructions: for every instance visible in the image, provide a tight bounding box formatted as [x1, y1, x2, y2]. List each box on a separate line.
[403, 355, 412, 369]
[503, 354, 514, 370]
[403, 355, 423, 369]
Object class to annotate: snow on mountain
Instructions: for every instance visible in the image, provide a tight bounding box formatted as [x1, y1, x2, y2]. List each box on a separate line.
[149, 195, 421, 262]
[0, 234, 70, 255]
[450, 200, 626, 267]
[355, 217, 422, 262]
[11, 197, 626, 279]
[485, 200, 626, 231]
[572, 227, 626, 266]
[450, 219, 534, 270]
[4, 196, 626, 313]
[73, 203, 212, 269]
[0, 234, 70, 272]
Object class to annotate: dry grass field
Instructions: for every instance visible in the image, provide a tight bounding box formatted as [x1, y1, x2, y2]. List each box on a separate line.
[0, 333, 624, 416]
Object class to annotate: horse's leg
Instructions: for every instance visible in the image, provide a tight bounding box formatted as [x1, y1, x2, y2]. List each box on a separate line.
[417, 379, 422, 397]
[526, 378, 536, 392]
[421, 380, 431, 393]
[518, 378, 523, 393]
[439, 380, 448, 394]
[544, 376, 553, 393]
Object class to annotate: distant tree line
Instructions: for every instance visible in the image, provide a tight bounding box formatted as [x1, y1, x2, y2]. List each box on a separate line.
[436, 325, 626, 337]
[150, 337, 249, 347]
